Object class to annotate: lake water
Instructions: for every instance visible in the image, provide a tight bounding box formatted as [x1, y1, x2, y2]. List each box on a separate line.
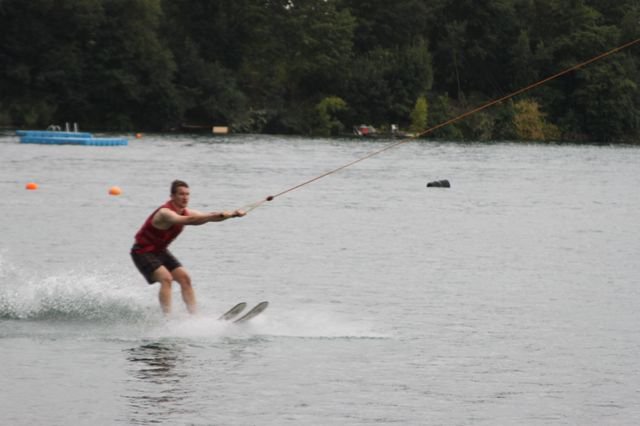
[1, 132, 639, 425]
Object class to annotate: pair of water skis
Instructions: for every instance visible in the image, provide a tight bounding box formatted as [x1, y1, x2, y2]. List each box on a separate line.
[218, 301, 268, 323]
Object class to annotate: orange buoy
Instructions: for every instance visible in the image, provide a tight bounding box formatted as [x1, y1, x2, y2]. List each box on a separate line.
[109, 186, 122, 196]
[135, 133, 143, 139]
[26, 182, 38, 190]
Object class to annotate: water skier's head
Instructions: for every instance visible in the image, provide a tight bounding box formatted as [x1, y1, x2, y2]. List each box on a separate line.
[170, 180, 190, 209]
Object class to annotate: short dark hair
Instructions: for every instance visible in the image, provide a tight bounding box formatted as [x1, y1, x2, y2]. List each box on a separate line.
[171, 180, 189, 194]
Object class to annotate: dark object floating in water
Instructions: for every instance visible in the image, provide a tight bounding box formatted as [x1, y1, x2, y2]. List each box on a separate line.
[426, 179, 450, 188]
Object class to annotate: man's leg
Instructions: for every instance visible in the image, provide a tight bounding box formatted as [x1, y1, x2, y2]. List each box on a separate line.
[172, 267, 197, 314]
[152, 266, 174, 314]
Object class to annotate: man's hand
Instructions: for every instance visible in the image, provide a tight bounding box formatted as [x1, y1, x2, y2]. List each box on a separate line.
[221, 209, 246, 219]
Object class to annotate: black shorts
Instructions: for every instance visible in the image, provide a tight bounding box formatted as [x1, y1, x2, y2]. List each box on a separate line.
[130, 247, 183, 284]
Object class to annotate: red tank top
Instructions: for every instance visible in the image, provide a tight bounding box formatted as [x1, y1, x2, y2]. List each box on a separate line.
[132, 201, 189, 253]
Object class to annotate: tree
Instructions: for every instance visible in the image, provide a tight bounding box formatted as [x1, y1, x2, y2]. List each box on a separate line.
[573, 60, 639, 141]
[343, 0, 431, 52]
[409, 96, 428, 134]
[437, 20, 467, 102]
[312, 96, 348, 136]
[428, 94, 463, 140]
[84, 0, 179, 130]
[432, 0, 519, 99]
[233, 0, 356, 133]
[509, 30, 538, 88]
[513, 99, 558, 141]
[0, 0, 105, 126]
[0, 0, 637, 140]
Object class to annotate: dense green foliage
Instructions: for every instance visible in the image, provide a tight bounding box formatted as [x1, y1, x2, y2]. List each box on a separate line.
[410, 95, 428, 134]
[1, 0, 638, 141]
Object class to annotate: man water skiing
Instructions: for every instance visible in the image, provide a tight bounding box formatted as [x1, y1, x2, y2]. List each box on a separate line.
[131, 180, 245, 314]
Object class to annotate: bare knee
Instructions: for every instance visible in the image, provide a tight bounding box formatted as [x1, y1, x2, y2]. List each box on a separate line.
[158, 275, 173, 288]
[153, 268, 174, 314]
[172, 267, 196, 314]
[172, 267, 192, 289]
[153, 267, 173, 288]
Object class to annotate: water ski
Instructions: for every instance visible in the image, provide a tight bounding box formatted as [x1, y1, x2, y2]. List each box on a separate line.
[218, 302, 247, 321]
[218, 301, 269, 323]
[233, 301, 269, 324]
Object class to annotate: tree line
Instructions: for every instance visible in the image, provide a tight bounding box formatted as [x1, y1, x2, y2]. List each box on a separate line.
[1, 0, 638, 142]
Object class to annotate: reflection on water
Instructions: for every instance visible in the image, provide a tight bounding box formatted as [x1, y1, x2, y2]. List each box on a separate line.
[124, 342, 191, 424]
[122, 335, 274, 424]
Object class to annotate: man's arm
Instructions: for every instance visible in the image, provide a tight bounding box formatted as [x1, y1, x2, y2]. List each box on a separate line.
[152, 208, 245, 229]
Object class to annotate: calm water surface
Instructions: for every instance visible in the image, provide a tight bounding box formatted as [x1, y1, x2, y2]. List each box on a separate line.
[1, 132, 639, 425]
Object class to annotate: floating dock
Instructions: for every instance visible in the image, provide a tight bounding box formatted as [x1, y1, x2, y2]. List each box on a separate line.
[17, 130, 128, 146]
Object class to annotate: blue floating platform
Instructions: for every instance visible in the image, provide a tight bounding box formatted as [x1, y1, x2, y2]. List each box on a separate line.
[17, 130, 128, 146]
[16, 130, 94, 138]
